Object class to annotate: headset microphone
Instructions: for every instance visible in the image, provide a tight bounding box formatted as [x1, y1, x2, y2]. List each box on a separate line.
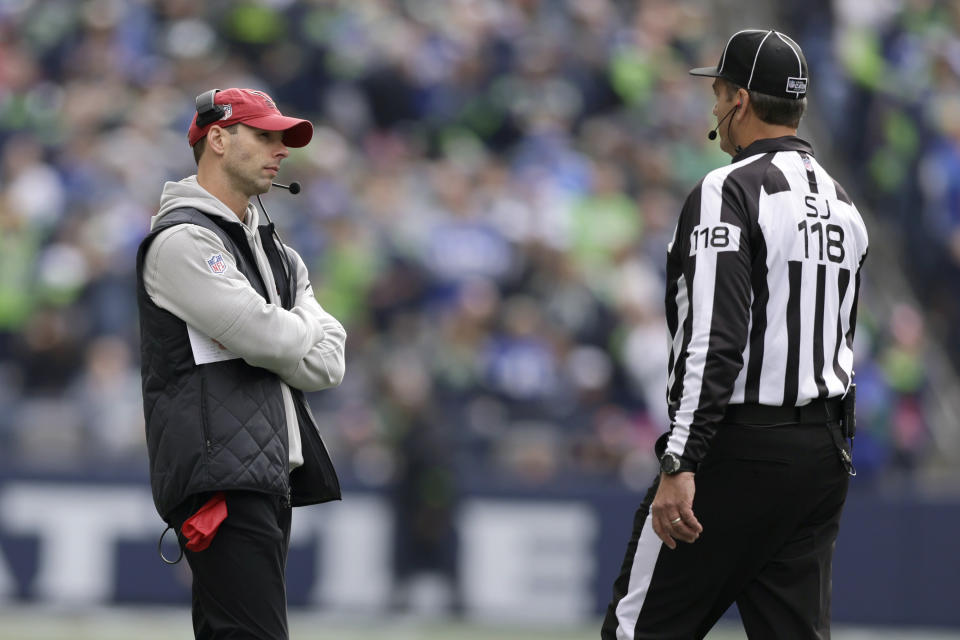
[258, 183, 299, 307]
[707, 103, 741, 140]
[271, 181, 301, 194]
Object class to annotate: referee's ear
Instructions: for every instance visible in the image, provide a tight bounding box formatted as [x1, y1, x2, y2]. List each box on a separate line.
[735, 88, 751, 118]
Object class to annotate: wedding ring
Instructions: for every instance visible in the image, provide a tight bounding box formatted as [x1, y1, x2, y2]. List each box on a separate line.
[670, 517, 682, 525]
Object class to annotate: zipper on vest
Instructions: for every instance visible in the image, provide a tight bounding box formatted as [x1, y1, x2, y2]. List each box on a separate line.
[199, 372, 213, 457]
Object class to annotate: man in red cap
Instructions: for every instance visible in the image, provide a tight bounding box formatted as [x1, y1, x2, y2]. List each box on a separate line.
[136, 88, 347, 639]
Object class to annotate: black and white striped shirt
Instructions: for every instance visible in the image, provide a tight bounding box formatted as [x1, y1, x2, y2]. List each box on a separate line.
[664, 136, 868, 465]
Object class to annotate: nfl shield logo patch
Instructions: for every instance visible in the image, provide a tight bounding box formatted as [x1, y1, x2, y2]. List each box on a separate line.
[207, 253, 227, 274]
[786, 77, 807, 95]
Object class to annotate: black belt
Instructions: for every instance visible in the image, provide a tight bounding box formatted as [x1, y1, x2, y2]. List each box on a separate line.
[724, 397, 844, 426]
[723, 396, 856, 476]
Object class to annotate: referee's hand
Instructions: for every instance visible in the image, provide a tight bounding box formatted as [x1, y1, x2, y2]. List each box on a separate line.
[650, 472, 703, 549]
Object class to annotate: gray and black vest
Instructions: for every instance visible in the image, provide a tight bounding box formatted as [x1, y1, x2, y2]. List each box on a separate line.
[136, 208, 341, 521]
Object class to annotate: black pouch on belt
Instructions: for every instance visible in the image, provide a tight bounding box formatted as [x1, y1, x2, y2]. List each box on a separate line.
[829, 384, 857, 476]
[842, 384, 856, 441]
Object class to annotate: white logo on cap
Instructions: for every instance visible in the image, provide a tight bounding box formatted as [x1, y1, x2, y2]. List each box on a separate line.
[220, 104, 232, 120]
[786, 77, 807, 95]
[246, 90, 276, 109]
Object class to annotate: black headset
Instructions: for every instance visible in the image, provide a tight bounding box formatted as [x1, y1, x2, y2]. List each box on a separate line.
[195, 89, 225, 127]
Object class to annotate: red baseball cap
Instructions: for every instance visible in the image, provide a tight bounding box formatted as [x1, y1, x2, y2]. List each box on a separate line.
[187, 88, 313, 147]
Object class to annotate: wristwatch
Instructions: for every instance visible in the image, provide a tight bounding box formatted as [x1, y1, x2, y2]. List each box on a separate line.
[659, 452, 695, 475]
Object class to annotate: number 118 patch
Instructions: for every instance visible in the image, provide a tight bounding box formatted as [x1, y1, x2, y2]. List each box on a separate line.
[689, 222, 741, 256]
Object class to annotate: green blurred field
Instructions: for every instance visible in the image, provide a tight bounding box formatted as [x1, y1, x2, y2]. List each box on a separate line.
[1, 608, 959, 640]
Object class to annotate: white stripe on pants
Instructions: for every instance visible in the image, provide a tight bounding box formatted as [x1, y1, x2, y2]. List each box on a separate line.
[614, 514, 663, 640]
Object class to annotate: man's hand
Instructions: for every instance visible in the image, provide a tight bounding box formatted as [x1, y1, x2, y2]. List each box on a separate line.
[650, 472, 703, 549]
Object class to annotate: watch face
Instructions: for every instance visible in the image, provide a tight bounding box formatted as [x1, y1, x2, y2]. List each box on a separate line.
[661, 453, 680, 474]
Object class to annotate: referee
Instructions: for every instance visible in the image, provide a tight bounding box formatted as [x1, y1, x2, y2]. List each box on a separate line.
[603, 29, 868, 639]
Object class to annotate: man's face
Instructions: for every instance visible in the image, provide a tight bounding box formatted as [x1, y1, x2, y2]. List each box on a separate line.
[711, 79, 739, 156]
[221, 124, 289, 197]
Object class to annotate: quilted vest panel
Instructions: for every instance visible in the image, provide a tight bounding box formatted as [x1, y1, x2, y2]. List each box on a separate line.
[136, 208, 340, 521]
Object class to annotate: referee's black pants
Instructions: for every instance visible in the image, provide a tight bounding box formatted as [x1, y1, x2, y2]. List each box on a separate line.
[171, 490, 292, 640]
[602, 421, 850, 640]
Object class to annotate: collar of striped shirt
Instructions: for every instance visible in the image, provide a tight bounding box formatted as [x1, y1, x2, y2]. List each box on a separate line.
[732, 135, 813, 162]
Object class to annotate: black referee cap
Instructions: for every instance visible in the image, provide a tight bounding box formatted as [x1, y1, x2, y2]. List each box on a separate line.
[690, 29, 808, 100]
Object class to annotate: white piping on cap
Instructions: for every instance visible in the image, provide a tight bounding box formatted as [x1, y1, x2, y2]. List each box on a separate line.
[747, 30, 774, 90]
[718, 29, 766, 75]
[775, 31, 804, 78]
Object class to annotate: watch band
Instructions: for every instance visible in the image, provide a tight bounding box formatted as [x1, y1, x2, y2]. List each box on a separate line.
[660, 452, 697, 474]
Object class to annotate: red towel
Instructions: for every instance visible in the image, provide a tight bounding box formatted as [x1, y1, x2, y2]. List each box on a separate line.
[181, 492, 227, 552]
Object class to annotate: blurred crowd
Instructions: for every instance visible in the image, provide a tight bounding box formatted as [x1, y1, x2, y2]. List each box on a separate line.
[785, 0, 960, 425]
[0, 0, 944, 522]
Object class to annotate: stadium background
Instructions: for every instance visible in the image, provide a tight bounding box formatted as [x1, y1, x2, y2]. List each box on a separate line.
[0, 0, 959, 637]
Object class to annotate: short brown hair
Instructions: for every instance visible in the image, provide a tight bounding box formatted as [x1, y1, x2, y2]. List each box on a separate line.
[719, 78, 806, 129]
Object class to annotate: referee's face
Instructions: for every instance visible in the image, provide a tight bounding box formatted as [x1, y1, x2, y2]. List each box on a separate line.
[712, 79, 738, 156]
